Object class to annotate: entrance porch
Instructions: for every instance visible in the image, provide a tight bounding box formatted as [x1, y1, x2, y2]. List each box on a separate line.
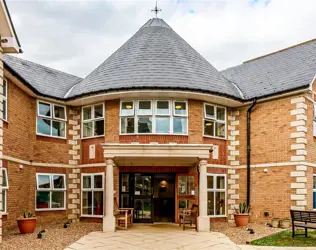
[101, 143, 214, 232]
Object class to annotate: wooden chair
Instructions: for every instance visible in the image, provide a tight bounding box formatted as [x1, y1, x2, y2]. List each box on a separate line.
[179, 204, 198, 231]
[114, 197, 134, 230]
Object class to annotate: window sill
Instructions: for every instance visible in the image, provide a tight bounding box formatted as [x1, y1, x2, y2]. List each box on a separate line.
[80, 215, 104, 218]
[119, 133, 189, 136]
[2, 119, 9, 124]
[81, 135, 104, 140]
[1, 212, 8, 216]
[203, 135, 227, 141]
[35, 208, 67, 212]
[208, 215, 227, 218]
[36, 133, 67, 140]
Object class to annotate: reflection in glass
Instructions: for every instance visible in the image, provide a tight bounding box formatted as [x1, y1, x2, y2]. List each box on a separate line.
[207, 191, 214, 216]
[52, 191, 64, 208]
[39, 102, 51, 117]
[94, 104, 103, 118]
[121, 117, 135, 134]
[205, 105, 215, 119]
[134, 199, 151, 219]
[54, 105, 65, 119]
[93, 191, 104, 215]
[83, 176, 92, 189]
[215, 122, 225, 138]
[135, 175, 151, 195]
[215, 192, 225, 215]
[53, 175, 64, 189]
[138, 101, 152, 115]
[94, 120, 104, 136]
[37, 118, 51, 136]
[94, 175, 103, 188]
[82, 191, 92, 215]
[36, 191, 50, 209]
[156, 101, 169, 115]
[174, 102, 187, 115]
[121, 194, 129, 208]
[121, 102, 134, 116]
[52, 121, 66, 137]
[204, 120, 214, 136]
[217, 107, 225, 121]
[156, 117, 170, 133]
[138, 117, 152, 133]
[121, 174, 129, 192]
[38, 175, 50, 189]
[207, 176, 214, 189]
[217, 176, 225, 189]
[83, 122, 93, 137]
[83, 106, 92, 120]
[173, 117, 187, 134]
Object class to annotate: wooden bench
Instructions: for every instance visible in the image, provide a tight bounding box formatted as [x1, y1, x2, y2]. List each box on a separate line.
[290, 210, 316, 238]
[179, 204, 198, 231]
[114, 197, 134, 230]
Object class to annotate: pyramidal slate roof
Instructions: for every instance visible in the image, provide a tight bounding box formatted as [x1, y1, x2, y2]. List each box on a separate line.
[4, 55, 82, 99]
[221, 39, 316, 99]
[67, 18, 242, 100]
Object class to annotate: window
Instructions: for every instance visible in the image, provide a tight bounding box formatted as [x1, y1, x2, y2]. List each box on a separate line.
[82, 104, 105, 138]
[36, 174, 66, 210]
[81, 173, 104, 217]
[120, 100, 188, 135]
[207, 174, 226, 217]
[2, 168, 8, 213]
[313, 104, 316, 137]
[313, 174, 316, 209]
[37, 101, 66, 138]
[2, 78, 7, 121]
[204, 103, 226, 139]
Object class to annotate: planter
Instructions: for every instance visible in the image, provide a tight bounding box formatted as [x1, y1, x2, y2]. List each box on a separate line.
[234, 214, 250, 227]
[281, 219, 291, 229]
[17, 217, 37, 234]
[271, 218, 280, 228]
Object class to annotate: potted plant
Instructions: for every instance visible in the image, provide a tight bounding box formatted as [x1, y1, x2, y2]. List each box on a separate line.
[281, 218, 291, 228]
[271, 218, 280, 228]
[17, 211, 37, 234]
[234, 202, 250, 227]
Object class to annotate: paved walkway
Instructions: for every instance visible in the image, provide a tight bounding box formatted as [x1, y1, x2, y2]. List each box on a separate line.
[65, 224, 316, 250]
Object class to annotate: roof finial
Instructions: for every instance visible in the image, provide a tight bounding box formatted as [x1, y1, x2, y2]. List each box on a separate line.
[151, 0, 162, 18]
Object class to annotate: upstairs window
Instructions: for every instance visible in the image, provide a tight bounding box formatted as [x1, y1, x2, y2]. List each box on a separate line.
[120, 100, 188, 135]
[82, 103, 104, 138]
[36, 173, 66, 210]
[203, 103, 226, 139]
[313, 174, 316, 209]
[2, 78, 7, 121]
[37, 101, 66, 138]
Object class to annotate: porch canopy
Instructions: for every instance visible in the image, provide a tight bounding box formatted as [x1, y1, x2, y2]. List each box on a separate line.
[101, 143, 213, 232]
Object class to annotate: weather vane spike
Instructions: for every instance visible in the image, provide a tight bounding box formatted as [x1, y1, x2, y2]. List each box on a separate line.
[151, 0, 162, 18]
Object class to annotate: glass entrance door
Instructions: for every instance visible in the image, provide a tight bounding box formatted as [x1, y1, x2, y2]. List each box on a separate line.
[133, 174, 153, 223]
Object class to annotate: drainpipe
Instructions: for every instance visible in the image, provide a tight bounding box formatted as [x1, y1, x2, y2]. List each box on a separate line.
[247, 99, 257, 207]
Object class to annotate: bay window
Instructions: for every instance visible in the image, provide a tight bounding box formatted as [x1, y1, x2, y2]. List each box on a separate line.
[36, 101, 66, 138]
[81, 173, 104, 217]
[203, 103, 226, 139]
[313, 174, 316, 209]
[36, 173, 66, 210]
[207, 174, 226, 217]
[2, 168, 8, 213]
[313, 104, 316, 137]
[120, 100, 188, 135]
[3, 78, 7, 121]
[82, 103, 104, 138]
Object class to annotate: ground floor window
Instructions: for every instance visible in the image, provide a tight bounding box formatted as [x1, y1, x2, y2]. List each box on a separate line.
[36, 173, 66, 210]
[313, 174, 316, 209]
[81, 173, 104, 217]
[207, 174, 226, 217]
[2, 168, 8, 213]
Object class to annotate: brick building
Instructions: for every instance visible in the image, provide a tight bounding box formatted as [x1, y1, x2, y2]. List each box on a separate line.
[1, 3, 316, 234]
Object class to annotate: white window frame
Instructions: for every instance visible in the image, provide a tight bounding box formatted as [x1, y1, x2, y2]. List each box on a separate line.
[81, 103, 105, 139]
[207, 173, 227, 218]
[36, 100, 67, 139]
[35, 173, 66, 211]
[2, 168, 8, 214]
[119, 99, 188, 135]
[81, 173, 104, 218]
[313, 174, 316, 210]
[313, 103, 316, 137]
[2, 78, 8, 122]
[203, 103, 227, 140]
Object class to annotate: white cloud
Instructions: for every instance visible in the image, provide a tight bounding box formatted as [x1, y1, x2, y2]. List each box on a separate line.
[7, 0, 316, 77]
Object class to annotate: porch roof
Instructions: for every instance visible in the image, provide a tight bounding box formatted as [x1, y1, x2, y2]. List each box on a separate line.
[101, 143, 213, 167]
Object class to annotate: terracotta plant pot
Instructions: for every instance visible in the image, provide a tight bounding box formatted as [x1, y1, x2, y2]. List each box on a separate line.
[281, 219, 291, 229]
[17, 217, 37, 234]
[271, 218, 280, 228]
[234, 214, 250, 227]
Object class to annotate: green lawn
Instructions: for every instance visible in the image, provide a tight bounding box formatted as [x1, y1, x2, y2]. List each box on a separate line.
[251, 230, 316, 247]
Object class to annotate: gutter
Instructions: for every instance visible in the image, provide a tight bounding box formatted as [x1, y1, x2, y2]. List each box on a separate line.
[247, 99, 257, 207]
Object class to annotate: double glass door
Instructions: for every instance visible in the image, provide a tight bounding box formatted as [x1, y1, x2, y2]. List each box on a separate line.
[120, 173, 153, 223]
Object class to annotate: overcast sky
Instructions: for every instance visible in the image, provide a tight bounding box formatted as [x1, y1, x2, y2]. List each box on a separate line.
[7, 0, 316, 78]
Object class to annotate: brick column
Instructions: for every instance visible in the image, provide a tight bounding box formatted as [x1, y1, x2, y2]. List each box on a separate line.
[67, 108, 81, 222]
[227, 110, 240, 222]
[0, 45, 4, 243]
[290, 97, 308, 210]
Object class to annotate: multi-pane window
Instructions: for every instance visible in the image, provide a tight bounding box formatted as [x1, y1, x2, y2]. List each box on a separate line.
[82, 104, 104, 138]
[203, 103, 226, 139]
[82, 173, 104, 217]
[37, 101, 66, 138]
[120, 100, 188, 135]
[2, 168, 8, 213]
[313, 175, 316, 209]
[207, 174, 226, 217]
[36, 174, 66, 210]
[2, 78, 7, 121]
